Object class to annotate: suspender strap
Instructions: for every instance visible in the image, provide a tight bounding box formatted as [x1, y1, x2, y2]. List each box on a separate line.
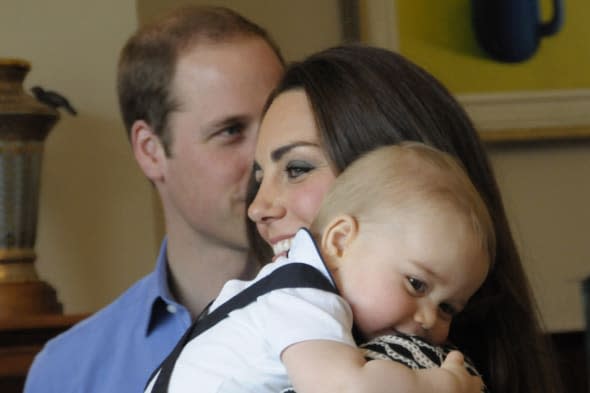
[148, 262, 337, 393]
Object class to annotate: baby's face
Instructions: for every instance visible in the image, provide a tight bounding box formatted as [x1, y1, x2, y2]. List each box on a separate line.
[327, 206, 489, 344]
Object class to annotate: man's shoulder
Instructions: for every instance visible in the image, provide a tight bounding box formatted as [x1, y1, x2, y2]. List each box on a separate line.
[24, 274, 155, 392]
[45, 274, 152, 353]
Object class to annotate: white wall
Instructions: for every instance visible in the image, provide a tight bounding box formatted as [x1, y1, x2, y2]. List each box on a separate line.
[0, 0, 158, 313]
[489, 143, 590, 331]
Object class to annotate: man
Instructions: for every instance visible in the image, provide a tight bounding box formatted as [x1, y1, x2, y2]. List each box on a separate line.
[24, 6, 284, 392]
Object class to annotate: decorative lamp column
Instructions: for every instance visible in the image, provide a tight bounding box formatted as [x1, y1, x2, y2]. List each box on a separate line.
[0, 58, 62, 317]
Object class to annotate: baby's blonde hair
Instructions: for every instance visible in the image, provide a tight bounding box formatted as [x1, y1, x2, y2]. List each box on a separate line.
[311, 142, 496, 265]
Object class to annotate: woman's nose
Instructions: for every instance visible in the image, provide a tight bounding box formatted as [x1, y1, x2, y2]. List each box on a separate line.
[247, 183, 285, 224]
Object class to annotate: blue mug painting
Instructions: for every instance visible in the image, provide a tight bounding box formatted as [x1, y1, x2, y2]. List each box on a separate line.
[471, 0, 564, 62]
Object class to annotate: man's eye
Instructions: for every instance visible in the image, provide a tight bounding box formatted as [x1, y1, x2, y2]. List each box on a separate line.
[221, 123, 243, 136]
[285, 161, 314, 179]
[407, 277, 427, 294]
[212, 123, 245, 141]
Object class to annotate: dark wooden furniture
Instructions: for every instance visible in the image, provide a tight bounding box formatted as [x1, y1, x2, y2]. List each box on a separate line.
[0, 314, 87, 393]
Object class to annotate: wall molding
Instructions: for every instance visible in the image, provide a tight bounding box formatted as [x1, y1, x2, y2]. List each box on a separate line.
[458, 89, 590, 143]
[361, 0, 399, 50]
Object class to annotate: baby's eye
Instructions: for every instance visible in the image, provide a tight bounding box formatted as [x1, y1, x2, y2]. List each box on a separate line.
[439, 303, 457, 318]
[407, 277, 427, 294]
[285, 161, 314, 179]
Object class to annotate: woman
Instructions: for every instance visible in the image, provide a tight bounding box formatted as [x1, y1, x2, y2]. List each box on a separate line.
[247, 44, 561, 393]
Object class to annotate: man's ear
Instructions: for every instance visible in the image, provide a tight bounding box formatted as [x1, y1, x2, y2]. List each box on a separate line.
[131, 120, 166, 182]
[320, 214, 359, 259]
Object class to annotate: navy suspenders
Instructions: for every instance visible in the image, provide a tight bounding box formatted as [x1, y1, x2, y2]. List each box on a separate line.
[147, 262, 338, 393]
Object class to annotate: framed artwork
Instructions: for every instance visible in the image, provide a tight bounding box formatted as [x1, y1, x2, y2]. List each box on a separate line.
[350, 0, 590, 144]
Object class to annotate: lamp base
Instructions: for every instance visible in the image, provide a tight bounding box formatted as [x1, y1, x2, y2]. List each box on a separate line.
[0, 281, 62, 318]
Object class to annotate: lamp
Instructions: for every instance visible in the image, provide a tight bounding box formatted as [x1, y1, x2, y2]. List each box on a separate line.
[0, 58, 62, 317]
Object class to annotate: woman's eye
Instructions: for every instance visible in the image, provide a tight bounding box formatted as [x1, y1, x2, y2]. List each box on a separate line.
[253, 170, 263, 184]
[252, 163, 263, 184]
[407, 277, 427, 294]
[439, 303, 457, 318]
[285, 161, 314, 179]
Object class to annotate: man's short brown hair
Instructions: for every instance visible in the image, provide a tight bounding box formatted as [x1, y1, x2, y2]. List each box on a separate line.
[117, 5, 283, 154]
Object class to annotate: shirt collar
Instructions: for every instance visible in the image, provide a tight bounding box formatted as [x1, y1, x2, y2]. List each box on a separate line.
[144, 237, 186, 335]
[287, 228, 338, 288]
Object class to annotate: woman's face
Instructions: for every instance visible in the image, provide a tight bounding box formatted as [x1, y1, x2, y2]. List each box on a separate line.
[248, 89, 336, 259]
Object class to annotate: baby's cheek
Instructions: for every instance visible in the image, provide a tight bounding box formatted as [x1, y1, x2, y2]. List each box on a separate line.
[431, 323, 451, 345]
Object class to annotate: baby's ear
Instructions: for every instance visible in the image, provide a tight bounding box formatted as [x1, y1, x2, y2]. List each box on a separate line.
[320, 214, 358, 260]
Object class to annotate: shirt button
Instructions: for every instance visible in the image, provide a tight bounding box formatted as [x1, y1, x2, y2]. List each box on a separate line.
[166, 304, 178, 314]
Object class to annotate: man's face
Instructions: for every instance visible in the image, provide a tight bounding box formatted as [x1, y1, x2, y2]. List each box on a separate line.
[159, 37, 283, 251]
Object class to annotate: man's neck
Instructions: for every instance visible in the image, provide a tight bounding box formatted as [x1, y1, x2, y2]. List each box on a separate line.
[165, 232, 258, 319]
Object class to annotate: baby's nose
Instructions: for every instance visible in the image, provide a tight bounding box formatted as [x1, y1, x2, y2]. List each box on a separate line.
[414, 302, 437, 331]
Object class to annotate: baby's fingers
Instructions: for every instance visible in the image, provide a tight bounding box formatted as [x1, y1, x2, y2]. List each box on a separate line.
[442, 351, 483, 393]
[442, 350, 465, 367]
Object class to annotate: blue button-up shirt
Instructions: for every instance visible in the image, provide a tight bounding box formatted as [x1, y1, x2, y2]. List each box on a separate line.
[24, 239, 193, 393]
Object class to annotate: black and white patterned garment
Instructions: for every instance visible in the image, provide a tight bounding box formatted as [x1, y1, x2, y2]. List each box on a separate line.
[280, 333, 489, 393]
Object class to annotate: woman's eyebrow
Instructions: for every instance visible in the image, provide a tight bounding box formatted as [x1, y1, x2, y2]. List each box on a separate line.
[270, 141, 318, 162]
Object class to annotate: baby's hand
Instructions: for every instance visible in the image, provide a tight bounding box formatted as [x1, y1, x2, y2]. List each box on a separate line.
[440, 351, 483, 393]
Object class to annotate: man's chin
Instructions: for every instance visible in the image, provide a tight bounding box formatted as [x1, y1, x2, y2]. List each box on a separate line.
[213, 228, 248, 252]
